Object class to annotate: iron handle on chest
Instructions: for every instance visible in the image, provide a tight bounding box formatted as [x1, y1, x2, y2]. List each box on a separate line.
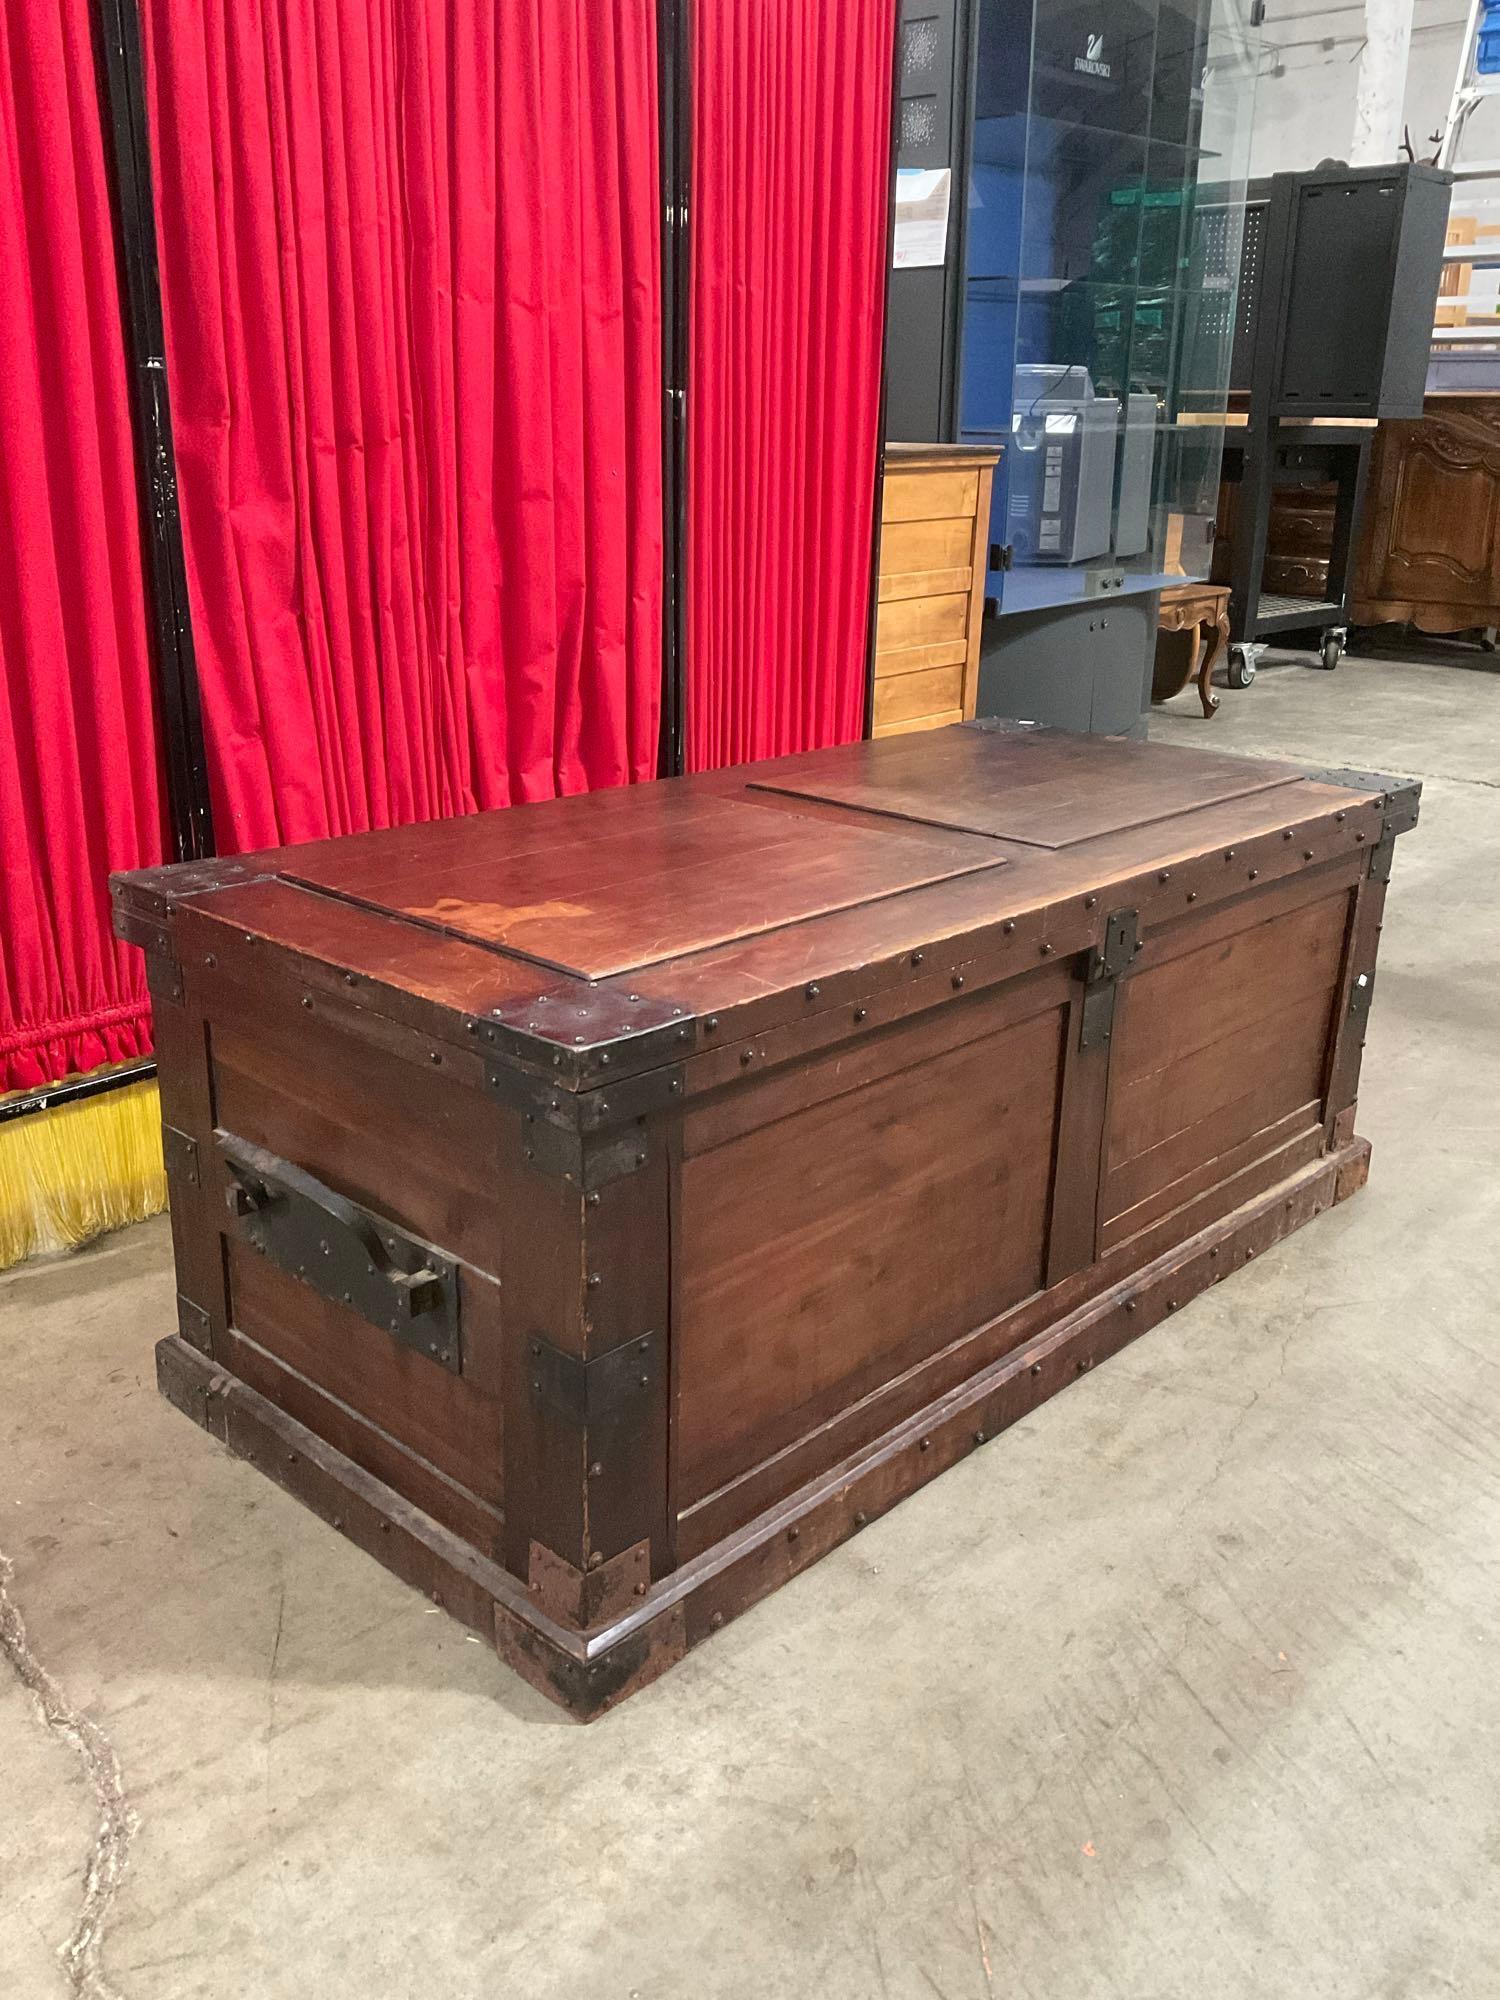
[216, 1132, 462, 1372]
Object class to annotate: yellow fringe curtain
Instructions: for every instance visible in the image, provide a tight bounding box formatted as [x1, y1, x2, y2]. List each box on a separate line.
[0, 1074, 166, 1271]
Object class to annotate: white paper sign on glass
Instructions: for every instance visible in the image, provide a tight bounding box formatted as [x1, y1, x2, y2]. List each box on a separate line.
[892, 167, 952, 270]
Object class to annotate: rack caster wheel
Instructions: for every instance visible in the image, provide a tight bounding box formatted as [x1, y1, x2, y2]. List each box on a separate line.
[1227, 645, 1256, 689]
[1317, 626, 1346, 672]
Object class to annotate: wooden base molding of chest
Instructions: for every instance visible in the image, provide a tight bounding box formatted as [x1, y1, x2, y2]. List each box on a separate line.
[115, 727, 1418, 1718]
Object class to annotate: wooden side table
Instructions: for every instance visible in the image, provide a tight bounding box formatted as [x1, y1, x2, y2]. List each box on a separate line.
[1153, 582, 1229, 718]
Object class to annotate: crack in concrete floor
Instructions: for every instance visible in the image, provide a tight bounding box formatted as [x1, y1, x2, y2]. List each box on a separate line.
[0, 1550, 137, 2000]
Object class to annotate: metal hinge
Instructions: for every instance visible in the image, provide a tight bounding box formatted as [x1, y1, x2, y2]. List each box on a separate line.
[527, 1330, 658, 1428]
[176, 1294, 213, 1355]
[163, 1125, 199, 1185]
[990, 541, 1015, 573]
[1080, 909, 1139, 1051]
[146, 938, 184, 1006]
[1370, 826, 1397, 885]
[1347, 968, 1375, 1021]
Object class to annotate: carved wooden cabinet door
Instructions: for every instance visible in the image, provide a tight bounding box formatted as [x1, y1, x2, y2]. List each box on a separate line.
[1354, 399, 1500, 629]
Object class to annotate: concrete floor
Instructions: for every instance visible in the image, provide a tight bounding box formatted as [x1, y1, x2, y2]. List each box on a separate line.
[3, 649, 1498, 2000]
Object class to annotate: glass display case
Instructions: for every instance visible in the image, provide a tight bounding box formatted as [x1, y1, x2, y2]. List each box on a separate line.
[958, 0, 1260, 615]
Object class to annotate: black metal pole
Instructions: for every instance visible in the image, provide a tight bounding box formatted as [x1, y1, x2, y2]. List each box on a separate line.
[862, 2, 906, 739]
[93, 0, 215, 862]
[945, 0, 979, 443]
[657, 0, 692, 778]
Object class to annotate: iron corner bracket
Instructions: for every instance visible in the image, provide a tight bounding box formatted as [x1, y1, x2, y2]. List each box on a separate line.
[485, 1056, 685, 1190]
[480, 984, 697, 1088]
[112, 855, 279, 911]
[1300, 766, 1422, 838]
[176, 1294, 213, 1355]
[527, 1329, 658, 1429]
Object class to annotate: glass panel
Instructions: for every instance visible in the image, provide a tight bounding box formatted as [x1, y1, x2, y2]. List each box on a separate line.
[1154, 2, 1259, 584]
[960, 0, 1261, 613]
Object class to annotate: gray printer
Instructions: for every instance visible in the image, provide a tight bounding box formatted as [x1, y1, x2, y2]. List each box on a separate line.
[1007, 364, 1118, 565]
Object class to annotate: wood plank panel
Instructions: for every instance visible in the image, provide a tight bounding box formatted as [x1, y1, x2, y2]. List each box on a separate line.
[871, 637, 969, 674]
[1108, 991, 1333, 1188]
[677, 1114, 1339, 1561]
[1107, 890, 1350, 1103]
[752, 728, 1307, 850]
[681, 960, 1071, 1160]
[873, 664, 966, 727]
[879, 516, 976, 575]
[1104, 1014, 1333, 1226]
[287, 791, 1005, 981]
[674, 998, 1066, 1509]
[873, 710, 964, 738]
[220, 1326, 502, 1555]
[209, 1009, 511, 1280]
[879, 565, 973, 602]
[871, 590, 970, 655]
[225, 1241, 504, 1508]
[1101, 1103, 1322, 1253]
[882, 469, 979, 522]
[1102, 887, 1350, 1227]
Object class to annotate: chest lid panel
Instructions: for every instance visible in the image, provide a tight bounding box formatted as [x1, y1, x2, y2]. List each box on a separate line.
[282, 788, 1007, 981]
[748, 725, 1309, 850]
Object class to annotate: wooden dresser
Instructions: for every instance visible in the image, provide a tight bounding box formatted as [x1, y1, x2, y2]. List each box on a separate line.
[872, 443, 1000, 737]
[1352, 395, 1500, 632]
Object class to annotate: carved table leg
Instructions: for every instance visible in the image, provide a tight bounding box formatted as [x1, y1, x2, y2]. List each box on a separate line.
[1152, 626, 1196, 705]
[1197, 611, 1227, 717]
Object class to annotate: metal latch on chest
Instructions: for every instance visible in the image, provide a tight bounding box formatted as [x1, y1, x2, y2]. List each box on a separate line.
[1079, 908, 1140, 1051]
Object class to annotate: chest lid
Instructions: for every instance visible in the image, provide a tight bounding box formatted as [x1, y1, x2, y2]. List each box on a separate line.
[280, 785, 1008, 981]
[748, 724, 1310, 850]
[114, 724, 1415, 1092]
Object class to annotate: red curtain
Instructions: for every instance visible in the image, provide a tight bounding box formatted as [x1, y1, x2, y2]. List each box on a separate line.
[685, 0, 896, 772]
[140, 0, 662, 853]
[0, 0, 167, 1093]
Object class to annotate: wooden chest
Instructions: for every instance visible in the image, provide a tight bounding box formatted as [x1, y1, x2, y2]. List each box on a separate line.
[112, 726, 1418, 1717]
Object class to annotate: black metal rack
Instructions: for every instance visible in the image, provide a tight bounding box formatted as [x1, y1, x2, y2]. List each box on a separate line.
[1216, 162, 1451, 687]
[1220, 423, 1372, 686]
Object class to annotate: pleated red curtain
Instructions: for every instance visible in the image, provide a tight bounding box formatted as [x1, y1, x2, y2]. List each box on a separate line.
[0, 0, 168, 1093]
[140, 0, 663, 854]
[684, 0, 896, 772]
